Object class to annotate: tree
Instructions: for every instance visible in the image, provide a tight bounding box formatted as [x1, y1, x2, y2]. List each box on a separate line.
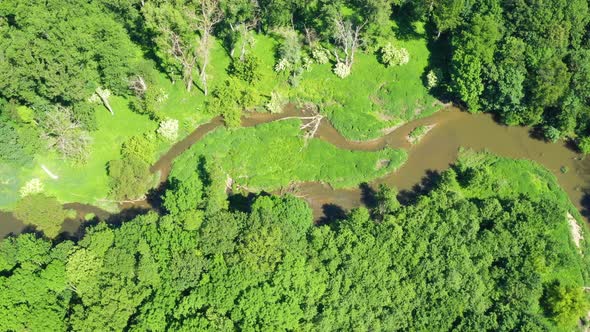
[451, 50, 483, 112]
[375, 184, 400, 217]
[331, 14, 367, 74]
[108, 155, 152, 200]
[14, 194, 70, 238]
[195, 0, 224, 95]
[40, 107, 92, 163]
[163, 173, 204, 215]
[542, 282, 588, 328]
[432, 0, 465, 37]
[0, 0, 134, 105]
[143, 1, 201, 92]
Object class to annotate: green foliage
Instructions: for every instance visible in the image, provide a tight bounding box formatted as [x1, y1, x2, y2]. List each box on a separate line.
[121, 133, 156, 164]
[0, 118, 36, 166]
[2, 153, 589, 330]
[228, 55, 261, 83]
[107, 155, 152, 200]
[163, 173, 204, 215]
[170, 120, 407, 191]
[13, 194, 69, 238]
[542, 282, 589, 329]
[441, 0, 590, 141]
[543, 125, 561, 143]
[579, 136, 590, 155]
[208, 78, 262, 128]
[0, 0, 135, 105]
[409, 125, 427, 139]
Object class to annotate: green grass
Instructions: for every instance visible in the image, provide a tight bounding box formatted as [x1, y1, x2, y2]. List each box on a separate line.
[1, 20, 438, 210]
[170, 119, 407, 190]
[292, 22, 439, 140]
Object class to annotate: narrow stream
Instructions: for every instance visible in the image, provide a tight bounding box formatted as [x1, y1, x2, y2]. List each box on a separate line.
[3, 105, 590, 237]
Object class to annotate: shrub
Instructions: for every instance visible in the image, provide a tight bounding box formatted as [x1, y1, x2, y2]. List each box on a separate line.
[426, 69, 440, 89]
[265, 91, 287, 113]
[333, 62, 351, 78]
[14, 194, 69, 238]
[157, 118, 179, 142]
[121, 134, 156, 164]
[543, 125, 561, 142]
[108, 155, 152, 200]
[228, 55, 261, 83]
[381, 43, 410, 67]
[578, 136, 590, 154]
[274, 58, 290, 72]
[19, 178, 44, 197]
[311, 47, 330, 64]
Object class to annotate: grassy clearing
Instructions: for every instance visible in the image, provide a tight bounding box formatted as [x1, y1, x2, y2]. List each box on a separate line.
[1, 41, 233, 210]
[293, 22, 439, 140]
[170, 120, 407, 190]
[2, 19, 437, 210]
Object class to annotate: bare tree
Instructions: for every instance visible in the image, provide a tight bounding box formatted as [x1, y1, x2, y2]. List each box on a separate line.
[129, 75, 148, 97]
[168, 29, 199, 92]
[332, 15, 367, 70]
[41, 107, 92, 162]
[194, 0, 223, 95]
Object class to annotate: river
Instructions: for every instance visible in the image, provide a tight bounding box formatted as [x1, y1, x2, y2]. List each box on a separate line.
[2, 106, 590, 237]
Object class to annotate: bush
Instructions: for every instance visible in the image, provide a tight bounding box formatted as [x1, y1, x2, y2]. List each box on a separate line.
[380, 43, 410, 67]
[426, 69, 440, 89]
[333, 62, 351, 78]
[543, 125, 561, 142]
[228, 55, 261, 83]
[19, 178, 44, 197]
[265, 91, 287, 113]
[121, 134, 156, 164]
[108, 155, 152, 200]
[311, 47, 330, 64]
[157, 118, 179, 142]
[578, 136, 590, 154]
[14, 194, 69, 238]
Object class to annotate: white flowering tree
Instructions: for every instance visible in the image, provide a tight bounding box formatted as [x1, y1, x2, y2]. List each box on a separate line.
[19, 178, 44, 197]
[333, 62, 351, 78]
[331, 15, 366, 78]
[381, 43, 410, 67]
[427, 69, 440, 89]
[157, 118, 179, 141]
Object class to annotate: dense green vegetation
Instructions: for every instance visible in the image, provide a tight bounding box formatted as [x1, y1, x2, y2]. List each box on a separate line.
[0, 0, 439, 209]
[3, 1, 590, 330]
[1, 152, 589, 331]
[432, 0, 590, 149]
[171, 119, 407, 190]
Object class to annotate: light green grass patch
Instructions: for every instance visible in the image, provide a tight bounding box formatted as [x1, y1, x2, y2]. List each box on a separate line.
[293, 22, 438, 140]
[170, 119, 407, 190]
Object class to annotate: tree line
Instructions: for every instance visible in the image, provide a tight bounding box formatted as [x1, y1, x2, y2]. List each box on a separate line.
[1, 152, 589, 331]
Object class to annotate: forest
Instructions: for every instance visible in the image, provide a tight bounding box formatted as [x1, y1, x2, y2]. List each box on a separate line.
[1, 152, 590, 330]
[2, 0, 590, 330]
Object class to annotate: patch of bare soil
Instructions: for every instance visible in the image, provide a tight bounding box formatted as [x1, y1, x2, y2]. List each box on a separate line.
[568, 212, 583, 252]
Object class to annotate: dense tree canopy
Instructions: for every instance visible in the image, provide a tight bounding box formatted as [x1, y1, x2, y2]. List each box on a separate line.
[1, 153, 589, 330]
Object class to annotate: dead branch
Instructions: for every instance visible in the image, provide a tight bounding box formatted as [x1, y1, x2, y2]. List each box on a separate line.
[129, 75, 148, 97]
[95, 87, 114, 115]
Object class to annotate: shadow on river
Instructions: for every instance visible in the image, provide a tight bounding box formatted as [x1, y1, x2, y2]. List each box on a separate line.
[3, 105, 590, 238]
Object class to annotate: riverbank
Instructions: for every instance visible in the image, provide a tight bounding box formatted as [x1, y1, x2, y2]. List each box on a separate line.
[4, 106, 590, 238]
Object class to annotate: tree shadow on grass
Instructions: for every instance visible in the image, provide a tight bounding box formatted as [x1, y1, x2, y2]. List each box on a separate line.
[391, 8, 424, 41]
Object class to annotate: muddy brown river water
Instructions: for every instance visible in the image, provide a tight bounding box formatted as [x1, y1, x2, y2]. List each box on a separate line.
[3, 106, 590, 237]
